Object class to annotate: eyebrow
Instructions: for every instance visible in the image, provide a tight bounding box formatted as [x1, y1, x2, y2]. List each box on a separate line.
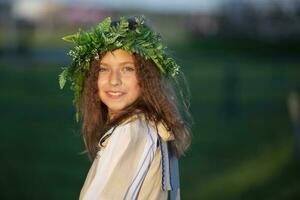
[100, 61, 135, 66]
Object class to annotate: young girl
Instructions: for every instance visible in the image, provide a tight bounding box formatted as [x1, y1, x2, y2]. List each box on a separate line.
[59, 15, 192, 200]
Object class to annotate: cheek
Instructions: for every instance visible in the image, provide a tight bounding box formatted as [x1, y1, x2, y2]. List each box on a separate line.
[97, 74, 106, 88]
[131, 79, 141, 99]
[133, 86, 140, 99]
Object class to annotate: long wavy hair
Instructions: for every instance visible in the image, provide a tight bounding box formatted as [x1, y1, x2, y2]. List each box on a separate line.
[79, 18, 192, 160]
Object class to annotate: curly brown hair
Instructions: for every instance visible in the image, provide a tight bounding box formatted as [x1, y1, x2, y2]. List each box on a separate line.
[80, 52, 192, 160]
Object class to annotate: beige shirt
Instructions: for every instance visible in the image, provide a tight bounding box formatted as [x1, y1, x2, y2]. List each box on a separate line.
[79, 114, 179, 200]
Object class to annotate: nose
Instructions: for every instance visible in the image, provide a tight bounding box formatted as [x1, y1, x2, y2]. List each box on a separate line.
[109, 70, 122, 86]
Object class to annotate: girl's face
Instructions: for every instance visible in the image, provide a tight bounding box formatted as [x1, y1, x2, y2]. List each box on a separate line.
[97, 49, 141, 119]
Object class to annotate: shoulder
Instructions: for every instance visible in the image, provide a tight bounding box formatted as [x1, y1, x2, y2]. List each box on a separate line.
[99, 114, 158, 148]
[121, 113, 175, 142]
[114, 114, 158, 144]
[116, 113, 174, 142]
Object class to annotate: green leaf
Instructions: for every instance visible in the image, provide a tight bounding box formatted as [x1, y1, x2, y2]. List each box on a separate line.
[62, 33, 79, 43]
[96, 17, 111, 32]
[118, 17, 129, 33]
[58, 69, 68, 89]
[79, 32, 91, 44]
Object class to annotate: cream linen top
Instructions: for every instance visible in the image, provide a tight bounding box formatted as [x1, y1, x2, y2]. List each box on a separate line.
[79, 114, 180, 200]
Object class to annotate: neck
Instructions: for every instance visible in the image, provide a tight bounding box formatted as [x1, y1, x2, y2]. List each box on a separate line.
[108, 110, 118, 121]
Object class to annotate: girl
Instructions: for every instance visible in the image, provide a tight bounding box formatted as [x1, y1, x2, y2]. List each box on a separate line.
[59, 16, 192, 200]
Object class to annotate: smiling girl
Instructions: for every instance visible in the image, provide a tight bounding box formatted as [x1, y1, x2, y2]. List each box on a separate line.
[59, 16, 192, 200]
[98, 49, 141, 119]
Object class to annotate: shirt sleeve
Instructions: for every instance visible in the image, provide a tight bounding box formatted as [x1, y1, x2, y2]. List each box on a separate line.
[82, 118, 158, 200]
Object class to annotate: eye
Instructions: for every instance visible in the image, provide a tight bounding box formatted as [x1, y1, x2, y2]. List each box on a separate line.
[98, 65, 109, 72]
[123, 66, 135, 72]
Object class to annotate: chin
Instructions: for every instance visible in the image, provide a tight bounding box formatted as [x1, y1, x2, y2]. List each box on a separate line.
[107, 105, 126, 113]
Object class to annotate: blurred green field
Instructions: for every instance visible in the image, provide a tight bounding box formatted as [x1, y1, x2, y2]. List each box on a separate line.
[0, 39, 300, 200]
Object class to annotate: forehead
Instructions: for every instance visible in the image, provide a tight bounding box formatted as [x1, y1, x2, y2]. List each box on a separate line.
[100, 49, 135, 64]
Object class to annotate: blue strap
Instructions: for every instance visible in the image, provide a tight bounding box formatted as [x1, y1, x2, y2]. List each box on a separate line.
[158, 136, 180, 200]
[167, 143, 180, 200]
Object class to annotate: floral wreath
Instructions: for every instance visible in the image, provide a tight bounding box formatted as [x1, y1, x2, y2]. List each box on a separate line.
[58, 15, 181, 121]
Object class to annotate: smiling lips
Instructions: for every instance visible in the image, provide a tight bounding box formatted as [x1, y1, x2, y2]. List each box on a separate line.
[106, 91, 126, 99]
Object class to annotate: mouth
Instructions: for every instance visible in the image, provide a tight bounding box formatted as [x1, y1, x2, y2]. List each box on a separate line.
[105, 91, 126, 99]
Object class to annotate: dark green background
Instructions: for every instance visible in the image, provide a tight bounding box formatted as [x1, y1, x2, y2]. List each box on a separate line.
[1, 37, 300, 199]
